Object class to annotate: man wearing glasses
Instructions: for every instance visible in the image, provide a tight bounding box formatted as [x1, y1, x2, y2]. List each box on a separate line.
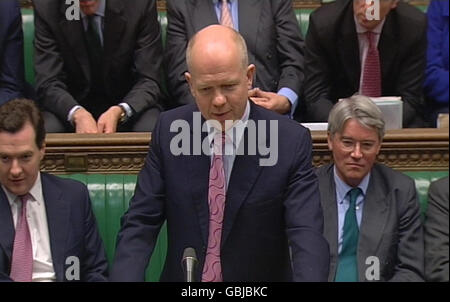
[316, 95, 424, 282]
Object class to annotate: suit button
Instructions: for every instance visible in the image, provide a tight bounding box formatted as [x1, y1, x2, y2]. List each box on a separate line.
[266, 53, 272, 60]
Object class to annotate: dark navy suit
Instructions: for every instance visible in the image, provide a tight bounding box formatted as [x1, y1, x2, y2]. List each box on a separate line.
[111, 102, 329, 281]
[0, 0, 25, 104]
[0, 173, 108, 281]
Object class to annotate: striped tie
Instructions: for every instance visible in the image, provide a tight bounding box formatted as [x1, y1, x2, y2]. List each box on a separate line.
[220, 0, 234, 28]
[10, 194, 33, 282]
[202, 132, 226, 282]
[361, 31, 382, 97]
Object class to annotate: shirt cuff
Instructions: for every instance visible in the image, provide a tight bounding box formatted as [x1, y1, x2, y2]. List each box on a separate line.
[277, 87, 298, 119]
[118, 102, 133, 119]
[67, 105, 83, 125]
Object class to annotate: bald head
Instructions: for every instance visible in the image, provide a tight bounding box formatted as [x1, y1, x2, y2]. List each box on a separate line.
[186, 25, 249, 75]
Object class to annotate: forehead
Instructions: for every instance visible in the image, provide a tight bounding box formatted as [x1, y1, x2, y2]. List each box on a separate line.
[338, 119, 379, 139]
[0, 124, 39, 152]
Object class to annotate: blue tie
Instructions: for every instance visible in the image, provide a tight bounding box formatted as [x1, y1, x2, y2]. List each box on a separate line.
[335, 187, 362, 282]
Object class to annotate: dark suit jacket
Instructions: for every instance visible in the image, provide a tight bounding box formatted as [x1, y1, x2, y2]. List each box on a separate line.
[33, 0, 164, 119]
[0, 173, 108, 282]
[111, 102, 329, 281]
[424, 176, 449, 282]
[301, 0, 427, 128]
[0, 0, 25, 104]
[164, 0, 304, 107]
[317, 163, 424, 281]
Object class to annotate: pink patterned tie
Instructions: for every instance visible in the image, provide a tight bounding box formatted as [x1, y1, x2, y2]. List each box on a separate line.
[202, 132, 226, 282]
[220, 0, 233, 28]
[361, 31, 382, 97]
[10, 194, 33, 282]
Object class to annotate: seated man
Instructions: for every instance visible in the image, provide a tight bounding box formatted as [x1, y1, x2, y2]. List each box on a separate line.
[424, 176, 449, 282]
[0, 99, 107, 281]
[165, 0, 304, 118]
[0, 0, 25, 104]
[302, 0, 426, 127]
[34, 0, 164, 133]
[317, 95, 424, 281]
[424, 0, 449, 127]
[110, 25, 329, 282]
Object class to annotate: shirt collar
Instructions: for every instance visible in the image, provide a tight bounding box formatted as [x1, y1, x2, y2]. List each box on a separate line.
[333, 165, 370, 205]
[80, 0, 105, 19]
[354, 15, 386, 34]
[206, 100, 250, 151]
[4, 172, 43, 206]
[212, 0, 237, 4]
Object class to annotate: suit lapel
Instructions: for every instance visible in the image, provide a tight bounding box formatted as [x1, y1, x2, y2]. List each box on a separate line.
[320, 165, 340, 281]
[59, 3, 90, 82]
[103, 0, 125, 74]
[357, 167, 389, 281]
[41, 174, 70, 282]
[0, 189, 14, 266]
[190, 0, 219, 31]
[378, 13, 398, 89]
[221, 103, 264, 247]
[186, 111, 211, 246]
[238, 0, 261, 54]
[337, 6, 361, 92]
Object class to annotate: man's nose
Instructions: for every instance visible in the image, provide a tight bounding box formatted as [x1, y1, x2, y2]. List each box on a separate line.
[351, 142, 363, 159]
[212, 91, 227, 107]
[10, 159, 23, 176]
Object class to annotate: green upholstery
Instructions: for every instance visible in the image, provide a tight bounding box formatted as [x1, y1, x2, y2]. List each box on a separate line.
[20, 4, 429, 87]
[403, 171, 449, 216]
[55, 169, 447, 281]
[21, 8, 34, 87]
[58, 174, 168, 282]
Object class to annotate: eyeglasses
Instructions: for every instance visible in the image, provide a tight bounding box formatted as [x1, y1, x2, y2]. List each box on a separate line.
[339, 138, 379, 153]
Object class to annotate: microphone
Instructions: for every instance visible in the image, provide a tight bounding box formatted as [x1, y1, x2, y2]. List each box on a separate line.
[182, 247, 198, 282]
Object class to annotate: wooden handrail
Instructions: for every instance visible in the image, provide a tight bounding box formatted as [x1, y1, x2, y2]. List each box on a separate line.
[42, 128, 448, 174]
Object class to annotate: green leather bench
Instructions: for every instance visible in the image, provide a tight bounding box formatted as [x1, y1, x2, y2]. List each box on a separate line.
[20, 4, 429, 88]
[57, 170, 447, 281]
[58, 174, 167, 282]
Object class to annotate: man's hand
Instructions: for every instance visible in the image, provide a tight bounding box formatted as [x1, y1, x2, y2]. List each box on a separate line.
[73, 108, 99, 133]
[96, 106, 124, 133]
[248, 88, 291, 114]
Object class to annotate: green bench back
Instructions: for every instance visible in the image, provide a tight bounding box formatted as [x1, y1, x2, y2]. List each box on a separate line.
[57, 169, 447, 281]
[58, 174, 167, 282]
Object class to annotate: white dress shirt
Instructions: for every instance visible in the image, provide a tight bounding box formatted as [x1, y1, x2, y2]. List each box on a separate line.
[4, 172, 56, 282]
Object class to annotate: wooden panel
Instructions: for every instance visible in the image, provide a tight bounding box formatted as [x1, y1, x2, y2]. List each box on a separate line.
[42, 128, 449, 174]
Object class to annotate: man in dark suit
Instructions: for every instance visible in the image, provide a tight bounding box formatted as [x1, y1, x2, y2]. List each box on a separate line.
[317, 95, 424, 281]
[0, 0, 25, 105]
[424, 176, 449, 282]
[165, 0, 304, 118]
[34, 0, 164, 133]
[110, 25, 329, 282]
[0, 99, 107, 281]
[301, 0, 426, 127]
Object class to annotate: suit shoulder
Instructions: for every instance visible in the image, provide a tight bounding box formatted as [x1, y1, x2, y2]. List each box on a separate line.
[396, 2, 427, 25]
[42, 173, 88, 192]
[373, 164, 416, 188]
[309, 0, 348, 29]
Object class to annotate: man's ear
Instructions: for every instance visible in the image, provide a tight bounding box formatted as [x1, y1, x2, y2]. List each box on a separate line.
[246, 64, 256, 89]
[327, 132, 334, 151]
[39, 143, 46, 161]
[185, 72, 195, 96]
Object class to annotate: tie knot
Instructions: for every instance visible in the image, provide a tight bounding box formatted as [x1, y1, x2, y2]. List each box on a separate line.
[18, 193, 31, 205]
[348, 188, 362, 205]
[365, 31, 376, 46]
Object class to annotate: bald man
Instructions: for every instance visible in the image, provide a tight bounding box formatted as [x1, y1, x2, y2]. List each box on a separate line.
[110, 25, 329, 282]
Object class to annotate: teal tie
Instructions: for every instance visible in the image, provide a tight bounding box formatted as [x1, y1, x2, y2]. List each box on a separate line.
[335, 187, 362, 282]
